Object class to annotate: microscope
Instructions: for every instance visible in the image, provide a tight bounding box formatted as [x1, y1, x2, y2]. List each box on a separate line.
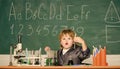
[13, 35, 25, 65]
[12, 35, 42, 66]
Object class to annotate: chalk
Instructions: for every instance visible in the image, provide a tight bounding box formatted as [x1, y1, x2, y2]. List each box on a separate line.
[74, 33, 77, 49]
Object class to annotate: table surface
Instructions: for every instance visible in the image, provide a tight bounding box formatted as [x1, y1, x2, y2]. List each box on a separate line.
[0, 66, 120, 69]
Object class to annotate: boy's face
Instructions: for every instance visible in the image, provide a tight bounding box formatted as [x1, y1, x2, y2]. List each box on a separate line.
[60, 34, 74, 49]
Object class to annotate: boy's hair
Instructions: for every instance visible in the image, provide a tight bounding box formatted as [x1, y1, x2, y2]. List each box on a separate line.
[59, 29, 75, 41]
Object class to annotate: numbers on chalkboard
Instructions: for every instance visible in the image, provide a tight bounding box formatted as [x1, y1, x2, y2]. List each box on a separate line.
[52, 25, 58, 36]
[10, 24, 14, 35]
[69, 26, 75, 31]
[36, 25, 42, 35]
[76, 26, 84, 36]
[27, 25, 33, 36]
[10, 24, 85, 36]
[18, 24, 23, 35]
[43, 25, 50, 36]
[60, 25, 68, 31]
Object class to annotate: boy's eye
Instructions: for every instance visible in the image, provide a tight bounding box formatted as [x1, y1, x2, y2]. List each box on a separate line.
[68, 38, 71, 40]
[63, 38, 65, 40]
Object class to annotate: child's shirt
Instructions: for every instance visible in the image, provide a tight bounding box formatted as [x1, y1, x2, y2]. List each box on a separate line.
[62, 48, 70, 55]
[57, 44, 90, 66]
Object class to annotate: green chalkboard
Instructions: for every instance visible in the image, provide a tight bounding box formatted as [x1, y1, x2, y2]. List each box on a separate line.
[0, 0, 120, 54]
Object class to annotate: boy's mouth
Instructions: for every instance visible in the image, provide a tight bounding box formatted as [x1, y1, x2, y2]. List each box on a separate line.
[65, 43, 68, 45]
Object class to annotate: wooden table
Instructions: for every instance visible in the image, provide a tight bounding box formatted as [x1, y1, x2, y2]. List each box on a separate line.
[0, 66, 120, 69]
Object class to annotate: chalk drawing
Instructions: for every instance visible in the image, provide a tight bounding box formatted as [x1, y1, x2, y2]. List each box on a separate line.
[104, 1, 120, 24]
[106, 25, 120, 43]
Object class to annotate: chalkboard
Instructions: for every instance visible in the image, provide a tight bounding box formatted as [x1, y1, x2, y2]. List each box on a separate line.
[0, 0, 120, 54]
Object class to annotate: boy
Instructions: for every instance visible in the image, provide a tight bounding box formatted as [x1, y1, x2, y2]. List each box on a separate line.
[44, 29, 90, 66]
[57, 29, 90, 66]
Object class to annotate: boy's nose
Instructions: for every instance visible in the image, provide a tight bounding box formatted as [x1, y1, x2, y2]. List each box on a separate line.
[65, 39, 68, 42]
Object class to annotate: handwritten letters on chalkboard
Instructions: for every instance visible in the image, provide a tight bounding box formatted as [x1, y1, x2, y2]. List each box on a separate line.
[0, 0, 120, 54]
[8, 2, 90, 36]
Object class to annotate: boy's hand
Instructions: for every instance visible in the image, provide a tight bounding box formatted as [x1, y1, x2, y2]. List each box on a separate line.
[44, 46, 51, 52]
[74, 37, 87, 51]
[74, 37, 85, 44]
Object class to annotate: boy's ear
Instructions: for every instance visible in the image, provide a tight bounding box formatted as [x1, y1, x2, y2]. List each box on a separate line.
[60, 41, 61, 44]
